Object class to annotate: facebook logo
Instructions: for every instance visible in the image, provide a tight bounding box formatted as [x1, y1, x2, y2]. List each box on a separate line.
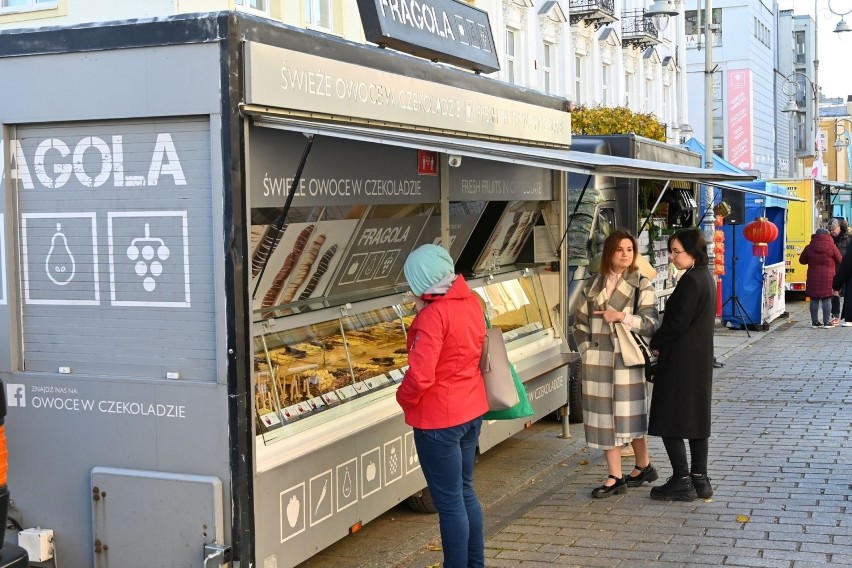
[6, 384, 26, 408]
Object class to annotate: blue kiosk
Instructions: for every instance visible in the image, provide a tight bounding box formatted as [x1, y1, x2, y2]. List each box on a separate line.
[683, 140, 788, 329]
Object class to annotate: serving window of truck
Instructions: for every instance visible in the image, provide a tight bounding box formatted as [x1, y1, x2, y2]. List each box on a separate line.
[243, 36, 575, 561]
[0, 12, 580, 568]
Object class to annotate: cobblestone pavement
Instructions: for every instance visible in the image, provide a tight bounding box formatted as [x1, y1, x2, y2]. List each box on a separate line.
[298, 299, 852, 567]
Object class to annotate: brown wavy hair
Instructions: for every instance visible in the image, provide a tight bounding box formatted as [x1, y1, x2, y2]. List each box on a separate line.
[599, 230, 639, 276]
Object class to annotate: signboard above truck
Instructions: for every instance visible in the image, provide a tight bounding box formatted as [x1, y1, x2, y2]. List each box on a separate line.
[356, 0, 500, 74]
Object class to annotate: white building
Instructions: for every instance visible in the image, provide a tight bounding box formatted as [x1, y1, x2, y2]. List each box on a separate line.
[0, 0, 689, 143]
[682, 0, 818, 179]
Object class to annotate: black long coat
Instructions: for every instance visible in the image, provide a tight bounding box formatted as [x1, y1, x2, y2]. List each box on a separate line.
[648, 266, 716, 438]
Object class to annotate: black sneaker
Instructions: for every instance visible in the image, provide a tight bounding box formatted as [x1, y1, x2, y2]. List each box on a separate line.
[691, 474, 713, 498]
[625, 464, 659, 487]
[649, 476, 697, 501]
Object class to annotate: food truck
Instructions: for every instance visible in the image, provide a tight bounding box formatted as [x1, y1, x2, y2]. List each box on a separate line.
[0, 11, 753, 568]
[769, 178, 831, 293]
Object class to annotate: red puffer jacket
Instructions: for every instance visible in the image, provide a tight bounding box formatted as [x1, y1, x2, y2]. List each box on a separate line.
[799, 232, 842, 298]
[396, 276, 489, 429]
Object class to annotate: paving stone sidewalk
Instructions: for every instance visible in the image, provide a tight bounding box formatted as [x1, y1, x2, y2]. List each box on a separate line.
[299, 300, 852, 567]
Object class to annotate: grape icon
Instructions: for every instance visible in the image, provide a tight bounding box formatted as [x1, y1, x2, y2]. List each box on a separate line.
[126, 223, 170, 292]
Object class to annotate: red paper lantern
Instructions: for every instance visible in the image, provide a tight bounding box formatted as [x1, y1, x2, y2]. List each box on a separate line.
[713, 254, 725, 275]
[743, 217, 779, 258]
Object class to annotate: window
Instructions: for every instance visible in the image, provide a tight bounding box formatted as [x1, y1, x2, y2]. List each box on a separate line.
[542, 42, 553, 94]
[235, 0, 268, 12]
[795, 76, 807, 107]
[645, 78, 653, 113]
[684, 8, 723, 48]
[625, 72, 633, 107]
[796, 114, 806, 152]
[0, 0, 56, 12]
[601, 64, 610, 105]
[794, 31, 806, 64]
[574, 55, 585, 104]
[754, 17, 770, 48]
[506, 29, 517, 84]
[304, 0, 333, 31]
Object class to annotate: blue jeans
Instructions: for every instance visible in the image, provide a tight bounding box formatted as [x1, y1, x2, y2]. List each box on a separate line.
[413, 417, 484, 568]
[810, 297, 831, 325]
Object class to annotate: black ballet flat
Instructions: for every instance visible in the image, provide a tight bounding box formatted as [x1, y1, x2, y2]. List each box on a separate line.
[591, 474, 626, 498]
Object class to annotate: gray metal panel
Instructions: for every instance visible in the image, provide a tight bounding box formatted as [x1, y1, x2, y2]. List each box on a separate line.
[14, 118, 216, 380]
[254, 413, 427, 568]
[0, 43, 221, 123]
[477, 365, 569, 453]
[91, 467, 224, 568]
[6, 375, 231, 568]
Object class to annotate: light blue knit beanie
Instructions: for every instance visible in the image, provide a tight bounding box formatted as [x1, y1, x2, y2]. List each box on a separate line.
[403, 244, 455, 296]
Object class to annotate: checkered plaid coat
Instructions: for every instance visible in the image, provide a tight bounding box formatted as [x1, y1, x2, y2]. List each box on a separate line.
[573, 269, 659, 449]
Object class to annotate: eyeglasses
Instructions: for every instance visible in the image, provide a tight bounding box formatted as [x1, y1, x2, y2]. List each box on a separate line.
[669, 249, 686, 257]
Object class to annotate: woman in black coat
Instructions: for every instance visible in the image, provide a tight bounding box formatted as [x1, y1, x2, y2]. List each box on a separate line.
[648, 227, 716, 502]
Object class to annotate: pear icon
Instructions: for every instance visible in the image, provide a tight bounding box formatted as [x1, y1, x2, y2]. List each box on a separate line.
[45, 223, 76, 286]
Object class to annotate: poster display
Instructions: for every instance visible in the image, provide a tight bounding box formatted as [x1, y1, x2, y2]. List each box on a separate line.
[761, 261, 785, 324]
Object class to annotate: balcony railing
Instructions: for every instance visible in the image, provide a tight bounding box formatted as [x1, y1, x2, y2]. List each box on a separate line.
[621, 9, 660, 50]
[569, 0, 617, 29]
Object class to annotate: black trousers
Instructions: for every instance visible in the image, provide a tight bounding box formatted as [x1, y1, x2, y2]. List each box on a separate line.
[833, 283, 849, 320]
[843, 285, 852, 322]
[662, 437, 709, 478]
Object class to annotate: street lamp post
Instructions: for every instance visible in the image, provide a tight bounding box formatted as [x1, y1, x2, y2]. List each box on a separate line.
[829, 0, 852, 34]
[781, 71, 820, 178]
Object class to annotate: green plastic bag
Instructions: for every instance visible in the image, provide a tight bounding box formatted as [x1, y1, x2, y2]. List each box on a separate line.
[483, 363, 534, 421]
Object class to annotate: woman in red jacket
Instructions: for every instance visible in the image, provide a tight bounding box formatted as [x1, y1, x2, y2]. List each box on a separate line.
[799, 228, 842, 328]
[398, 244, 488, 568]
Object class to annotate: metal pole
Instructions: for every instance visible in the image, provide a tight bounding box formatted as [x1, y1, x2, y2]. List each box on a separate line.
[813, 0, 821, 178]
[704, 0, 714, 262]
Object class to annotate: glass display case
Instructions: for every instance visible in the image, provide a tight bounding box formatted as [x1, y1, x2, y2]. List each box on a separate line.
[253, 267, 562, 446]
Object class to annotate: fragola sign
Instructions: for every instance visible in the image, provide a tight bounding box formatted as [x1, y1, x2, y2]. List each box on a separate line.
[9, 133, 187, 189]
[356, 0, 500, 74]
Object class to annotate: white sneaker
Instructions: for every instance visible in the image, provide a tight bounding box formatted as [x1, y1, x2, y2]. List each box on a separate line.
[843, 321, 852, 327]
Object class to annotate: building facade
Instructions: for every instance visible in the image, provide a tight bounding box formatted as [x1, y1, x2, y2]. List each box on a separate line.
[684, 0, 788, 179]
[0, 0, 691, 144]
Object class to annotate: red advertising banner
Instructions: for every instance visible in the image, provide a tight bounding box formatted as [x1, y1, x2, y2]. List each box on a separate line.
[726, 69, 753, 170]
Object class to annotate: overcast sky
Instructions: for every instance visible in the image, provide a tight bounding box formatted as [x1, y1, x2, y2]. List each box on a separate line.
[779, 0, 852, 99]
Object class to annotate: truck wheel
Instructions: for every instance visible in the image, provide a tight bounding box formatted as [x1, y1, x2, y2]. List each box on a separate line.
[406, 488, 437, 514]
[568, 360, 583, 424]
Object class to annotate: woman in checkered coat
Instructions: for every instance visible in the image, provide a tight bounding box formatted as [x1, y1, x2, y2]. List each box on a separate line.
[573, 230, 660, 498]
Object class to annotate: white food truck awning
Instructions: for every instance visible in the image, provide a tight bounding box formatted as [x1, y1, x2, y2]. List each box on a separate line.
[821, 180, 852, 191]
[247, 112, 757, 184]
[700, 181, 805, 202]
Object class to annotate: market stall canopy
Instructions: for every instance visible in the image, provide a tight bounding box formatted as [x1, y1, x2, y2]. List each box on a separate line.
[700, 180, 804, 202]
[821, 180, 852, 191]
[247, 112, 756, 184]
[683, 138, 748, 174]
[681, 138, 803, 202]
